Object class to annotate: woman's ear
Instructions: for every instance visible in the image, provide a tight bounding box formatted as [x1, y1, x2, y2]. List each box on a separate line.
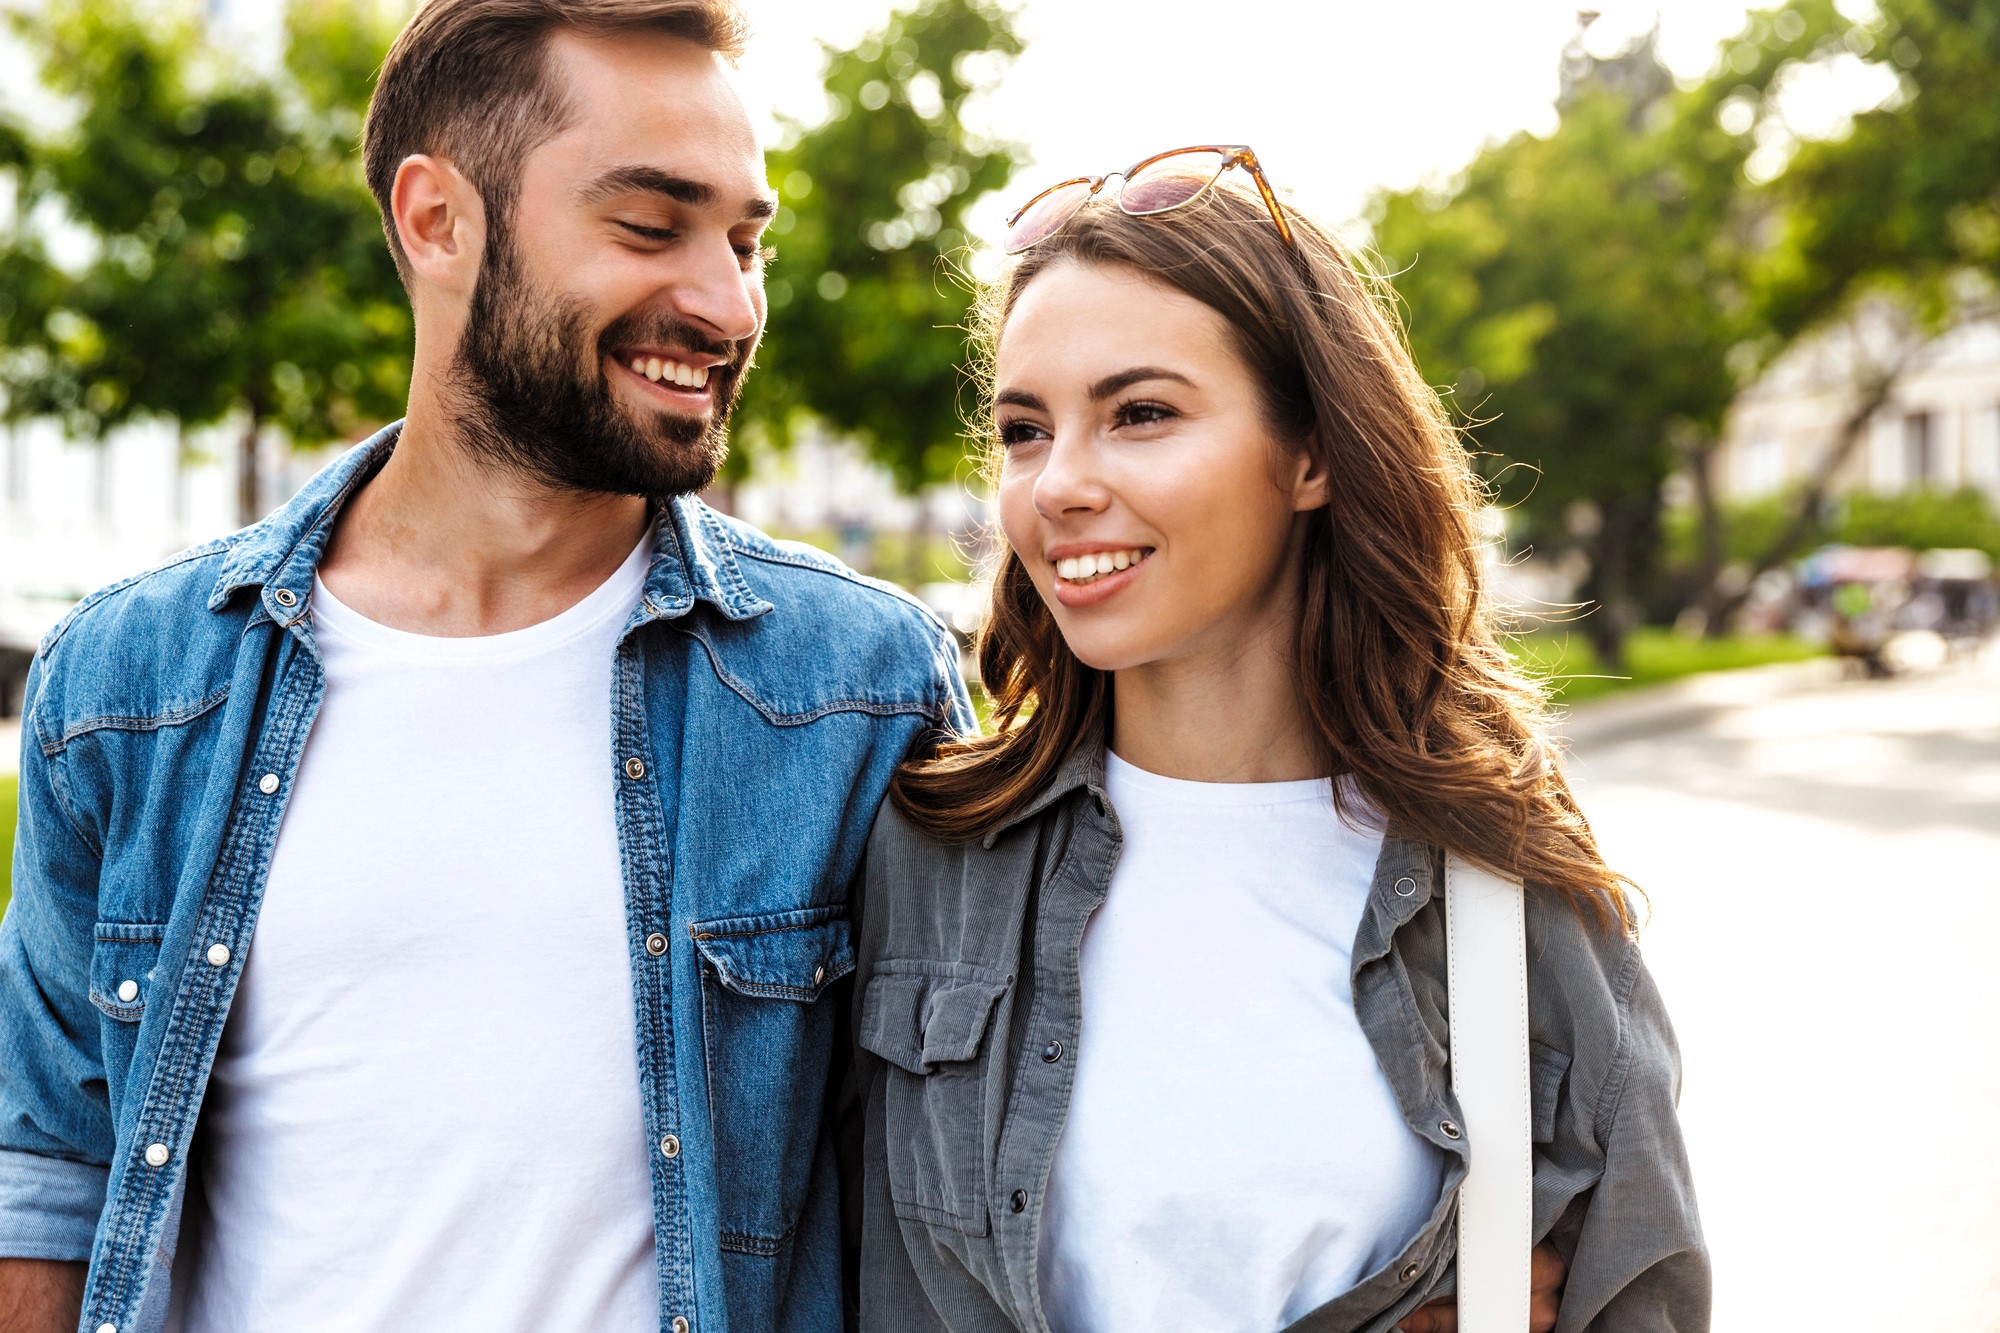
[1289, 440, 1331, 513]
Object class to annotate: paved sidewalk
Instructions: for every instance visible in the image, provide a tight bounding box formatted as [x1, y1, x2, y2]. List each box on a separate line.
[1565, 646, 2000, 1333]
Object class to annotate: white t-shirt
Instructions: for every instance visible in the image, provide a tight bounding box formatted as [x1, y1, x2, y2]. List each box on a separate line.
[1037, 752, 1447, 1333]
[172, 535, 659, 1332]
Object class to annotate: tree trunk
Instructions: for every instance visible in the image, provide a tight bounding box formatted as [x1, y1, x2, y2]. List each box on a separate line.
[1696, 359, 1904, 631]
[236, 410, 262, 529]
[1679, 436, 1730, 638]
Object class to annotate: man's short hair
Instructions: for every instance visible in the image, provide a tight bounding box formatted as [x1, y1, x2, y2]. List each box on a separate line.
[362, 0, 750, 277]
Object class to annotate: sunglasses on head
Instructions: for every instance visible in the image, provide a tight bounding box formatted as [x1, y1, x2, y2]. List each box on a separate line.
[1002, 144, 1295, 255]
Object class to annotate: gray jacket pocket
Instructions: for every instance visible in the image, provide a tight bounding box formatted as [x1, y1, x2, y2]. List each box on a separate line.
[859, 962, 1009, 1235]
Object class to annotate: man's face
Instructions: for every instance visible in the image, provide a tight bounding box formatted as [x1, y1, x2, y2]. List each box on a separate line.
[450, 30, 775, 498]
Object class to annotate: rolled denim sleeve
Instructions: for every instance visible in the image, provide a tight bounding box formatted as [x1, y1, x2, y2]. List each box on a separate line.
[1553, 952, 1711, 1331]
[0, 652, 114, 1260]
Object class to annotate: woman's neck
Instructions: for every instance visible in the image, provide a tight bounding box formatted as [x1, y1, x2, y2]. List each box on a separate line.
[1108, 628, 1328, 784]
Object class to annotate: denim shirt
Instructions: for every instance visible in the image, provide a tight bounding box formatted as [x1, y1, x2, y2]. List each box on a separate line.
[849, 739, 1710, 1333]
[0, 423, 973, 1333]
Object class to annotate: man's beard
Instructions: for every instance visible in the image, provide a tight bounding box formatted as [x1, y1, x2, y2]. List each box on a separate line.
[447, 230, 751, 498]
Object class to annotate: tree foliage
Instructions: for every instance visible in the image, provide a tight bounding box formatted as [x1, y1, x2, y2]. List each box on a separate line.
[0, 0, 411, 524]
[737, 0, 1020, 491]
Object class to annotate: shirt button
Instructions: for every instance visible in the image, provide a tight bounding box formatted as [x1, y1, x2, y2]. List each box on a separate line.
[1009, 1189, 1027, 1213]
[813, 965, 825, 986]
[144, 1143, 169, 1167]
[1399, 1261, 1421, 1282]
[273, 588, 298, 608]
[1041, 1039, 1064, 1063]
[207, 943, 231, 967]
[645, 933, 668, 957]
[117, 980, 139, 1003]
[623, 757, 647, 780]
[1394, 876, 1419, 898]
[96, 1324, 117, 1333]
[258, 773, 280, 795]
[1440, 1120, 1462, 1140]
[660, 1134, 680, 1159]
[671, 1319, 690, 1333]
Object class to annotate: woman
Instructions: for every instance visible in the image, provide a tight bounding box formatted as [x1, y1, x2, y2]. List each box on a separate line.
[849, 147, 1707, 1332]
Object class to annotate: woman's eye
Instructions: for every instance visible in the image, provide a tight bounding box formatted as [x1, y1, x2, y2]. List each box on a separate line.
[997, 418, 1049, 448]
[1115, 400, 1175, 427]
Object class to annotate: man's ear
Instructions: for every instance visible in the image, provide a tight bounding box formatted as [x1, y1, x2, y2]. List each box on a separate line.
[391, 154, 485, 296]
[1290, 439, 1331, 513]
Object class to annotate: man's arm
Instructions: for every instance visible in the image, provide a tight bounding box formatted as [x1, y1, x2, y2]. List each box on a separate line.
[0, 654, 114, 1298]
[0, 1258, 85, 1333]
[1397, 1243, 1566, 1332]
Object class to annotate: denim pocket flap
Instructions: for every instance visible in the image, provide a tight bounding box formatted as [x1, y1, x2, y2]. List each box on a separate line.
[89, 922, 169, 1023]
[860, 967, 1009, 1075]
[690, 906, 854, 1002]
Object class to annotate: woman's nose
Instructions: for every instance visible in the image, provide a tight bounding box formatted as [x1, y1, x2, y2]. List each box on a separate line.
[1032, 432, 1111, 519]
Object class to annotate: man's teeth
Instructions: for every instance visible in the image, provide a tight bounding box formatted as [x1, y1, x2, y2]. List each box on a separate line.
[1055, 549, 1149, 584]
[626, 355, 710, 389]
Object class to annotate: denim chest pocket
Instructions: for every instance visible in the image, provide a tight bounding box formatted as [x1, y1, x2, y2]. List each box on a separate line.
[691, 907, 854, 1261]
[858, 963, 1011, 1236]
[90, 922, 168, 1107]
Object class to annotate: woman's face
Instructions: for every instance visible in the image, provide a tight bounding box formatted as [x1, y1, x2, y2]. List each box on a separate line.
[993, 259, 1327, 675]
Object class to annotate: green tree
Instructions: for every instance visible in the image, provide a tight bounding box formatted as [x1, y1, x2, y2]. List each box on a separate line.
[737, 0, 1020, 493]
[1370, 10, 1851, 663]
[0, 0, 411, 526]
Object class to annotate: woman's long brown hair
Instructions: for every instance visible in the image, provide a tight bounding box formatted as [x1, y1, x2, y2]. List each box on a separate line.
[891, 181, 1633, 929]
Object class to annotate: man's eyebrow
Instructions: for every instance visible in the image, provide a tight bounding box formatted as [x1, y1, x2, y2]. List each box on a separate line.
[1088, 366, 1195, 400]
[575, 165, 778, 221]
[994, 388, 1046, 411]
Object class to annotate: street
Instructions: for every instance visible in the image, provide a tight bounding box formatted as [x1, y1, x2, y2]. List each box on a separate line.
[1564, 649, 2000, 1332]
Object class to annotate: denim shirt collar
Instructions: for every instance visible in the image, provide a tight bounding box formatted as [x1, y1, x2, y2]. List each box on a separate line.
[206, 420, 773, 627]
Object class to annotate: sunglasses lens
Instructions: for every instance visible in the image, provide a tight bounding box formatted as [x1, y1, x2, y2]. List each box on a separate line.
[1119, 151, 1230, 216]
[1004, 180, 1095, 254]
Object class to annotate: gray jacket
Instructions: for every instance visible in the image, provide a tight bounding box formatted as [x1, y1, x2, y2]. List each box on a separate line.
[846, 739, 1709, 1332]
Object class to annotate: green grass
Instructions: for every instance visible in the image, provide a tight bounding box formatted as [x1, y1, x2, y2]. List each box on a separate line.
[1508, 628, 1825, 704]
[1, 775, 15, 920]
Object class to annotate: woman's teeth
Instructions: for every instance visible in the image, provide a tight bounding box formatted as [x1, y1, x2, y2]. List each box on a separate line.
[625, 355, 710, 389]
[1054, 549, 1150, 585]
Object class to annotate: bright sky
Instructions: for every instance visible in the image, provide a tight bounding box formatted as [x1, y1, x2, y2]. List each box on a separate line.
[730, 0, 1892, 243]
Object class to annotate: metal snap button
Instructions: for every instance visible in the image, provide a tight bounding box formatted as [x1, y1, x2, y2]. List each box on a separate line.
[273, 588, 298, 608]
[645, 933, 668, 957]
[117, 979, 139, 1003]
[660, 1134, 680, 1159]
[812, 965, 825, 986]
[1399, 1261, 1421, 1282]
[671, 1318, 690, 1333]
[1394, 876, 1418, 898]
[144, 1143, 169, 1167]
[623, 756, 647, 780]
[1009, 1189, 1028, 1213]
[207, 943, 231, 967]
[1440, 1120, 1461, 1140]
[1041, 1039, 1064, 1064]
[96, 1323, 117, 1333]
[258, 773, 280, 795]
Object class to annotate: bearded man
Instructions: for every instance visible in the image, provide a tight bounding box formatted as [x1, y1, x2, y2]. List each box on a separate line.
[0, 4, 967, 1330]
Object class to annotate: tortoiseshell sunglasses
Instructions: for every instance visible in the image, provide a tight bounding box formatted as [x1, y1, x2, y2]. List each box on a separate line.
[1001, 144, 1295, 255]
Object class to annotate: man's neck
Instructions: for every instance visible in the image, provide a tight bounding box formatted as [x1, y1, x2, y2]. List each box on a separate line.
[315, 406, 652, 638]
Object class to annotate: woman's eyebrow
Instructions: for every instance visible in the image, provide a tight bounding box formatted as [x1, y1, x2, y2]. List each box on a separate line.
[995, 388, 1046, 411]
[1088, 366, 1194, 400]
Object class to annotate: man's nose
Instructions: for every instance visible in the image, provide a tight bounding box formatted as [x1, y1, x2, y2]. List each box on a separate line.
[670, 235, 760, 344]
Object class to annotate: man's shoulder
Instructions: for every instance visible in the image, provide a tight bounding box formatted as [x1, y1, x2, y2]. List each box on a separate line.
[30, 535, 247, 746]
[702, 507, 954, 642]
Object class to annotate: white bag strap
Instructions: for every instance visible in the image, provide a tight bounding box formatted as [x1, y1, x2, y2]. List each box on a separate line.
[1444, 851, 1533, 1333]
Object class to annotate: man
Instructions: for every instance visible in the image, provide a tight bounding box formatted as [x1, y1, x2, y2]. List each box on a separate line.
[0, 2, 1562, 1330]
[0, 3, 965, 1329]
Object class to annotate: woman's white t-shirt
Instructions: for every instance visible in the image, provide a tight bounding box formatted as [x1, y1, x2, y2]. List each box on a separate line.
[1037, 753, 1447, 1333]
